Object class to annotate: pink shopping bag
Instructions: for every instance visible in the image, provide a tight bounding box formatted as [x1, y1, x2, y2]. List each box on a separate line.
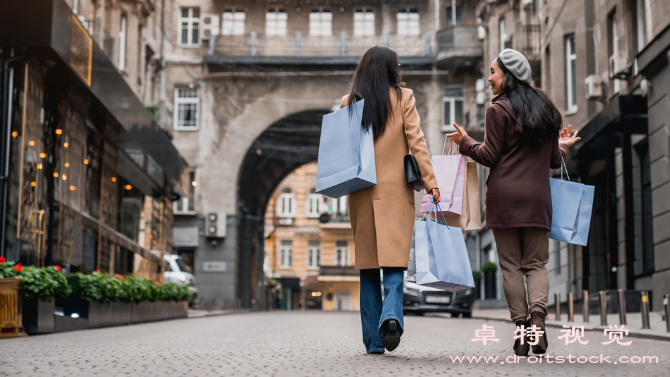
[420, 138, 465, 216]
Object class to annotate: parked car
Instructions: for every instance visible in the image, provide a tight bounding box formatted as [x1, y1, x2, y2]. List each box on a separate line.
[403, 275, 474, 317]
[163, 255, 199, 308]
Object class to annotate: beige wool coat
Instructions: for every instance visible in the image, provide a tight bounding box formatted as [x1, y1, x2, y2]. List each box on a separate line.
[340, 88, 438, 270]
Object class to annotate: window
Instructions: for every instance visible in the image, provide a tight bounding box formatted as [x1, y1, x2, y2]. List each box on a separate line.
[306, 188, 322, 218]
[442, 87, 464, 133]
[118, 15, 127, 70]
[565, 35, 577, 111]
[179, 7, 200, 46]
[329, 196, 348, 216]
[336, 241, 349, 266]
[266, 8, 287, 36]
[499, 18, 507, 53]
[280, 240, 293, 269]
[354, 9, 375, 36]
[610, 13, 620, 94]
[309, 9, 332, 36]
[397, 8, 420, 36]
[446, 6, 462, 27]
[307, 240, 321, 269]
[222, 9, 245, 36]
[174, 88, 199, 130]
[277, 188, 296, 218]
[174, 170, 196, 213]
[635, 0, 646, 52]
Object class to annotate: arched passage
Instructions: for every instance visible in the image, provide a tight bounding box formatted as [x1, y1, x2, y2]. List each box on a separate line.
[236, 109, 330, 307]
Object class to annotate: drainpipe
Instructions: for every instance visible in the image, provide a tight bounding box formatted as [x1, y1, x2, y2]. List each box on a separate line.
[157, 0, 166, 126]
[0, 55, 31, 258]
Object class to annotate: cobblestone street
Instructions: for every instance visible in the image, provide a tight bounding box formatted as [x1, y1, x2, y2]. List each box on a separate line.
[1, 311, 669, 376]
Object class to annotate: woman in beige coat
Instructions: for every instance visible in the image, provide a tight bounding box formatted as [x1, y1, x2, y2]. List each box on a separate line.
[340, 46, 439, 354]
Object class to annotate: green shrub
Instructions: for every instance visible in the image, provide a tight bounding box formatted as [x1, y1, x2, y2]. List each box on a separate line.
[67, 271, 192, 302]
[18, 265, 71, 301]
[472, 270, 482, 281]
[482, 261, 498, 273]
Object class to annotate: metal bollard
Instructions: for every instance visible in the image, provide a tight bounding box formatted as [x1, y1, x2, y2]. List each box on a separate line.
[568, 292, 574, 322]
[641, 291, 650, 329]
[555, 292, 561, 321]
[600, 291, 608, 326]
[583, 290, 590, 323]
[665, 294, 670, 333]
[618, 289, 627, 325]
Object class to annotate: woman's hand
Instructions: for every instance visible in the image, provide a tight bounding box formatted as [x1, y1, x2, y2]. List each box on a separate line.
[428, 188, 440, 203]
[559, 124, 581, 147]
[446, 123, 468, 145]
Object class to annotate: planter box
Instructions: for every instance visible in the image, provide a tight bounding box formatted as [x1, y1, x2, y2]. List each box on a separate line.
[55, 299, 188, 332]
[0, 277, 26, 338]
[88, 301, 132, 328]
[23, 297, 55, 334]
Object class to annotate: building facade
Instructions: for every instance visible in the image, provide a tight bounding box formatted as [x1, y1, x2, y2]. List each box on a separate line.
[165, 0, 485, 308]
[263, 162, 358, 311]
[0, 0, 188, 278]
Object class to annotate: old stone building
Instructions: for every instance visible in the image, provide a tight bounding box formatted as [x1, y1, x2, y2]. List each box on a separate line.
[263, 162, 357, 311]
[164, 0, 485, 308]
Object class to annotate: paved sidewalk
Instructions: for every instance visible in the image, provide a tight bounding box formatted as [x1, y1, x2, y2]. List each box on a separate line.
[1, 311, 669, 376]
[464, 308, 670, 341]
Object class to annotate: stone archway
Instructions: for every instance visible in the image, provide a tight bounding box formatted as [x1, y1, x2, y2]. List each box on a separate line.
[236, 109, 331, 308]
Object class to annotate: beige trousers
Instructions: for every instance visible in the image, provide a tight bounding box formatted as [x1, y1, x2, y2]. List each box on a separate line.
[492, 227, 550, 323]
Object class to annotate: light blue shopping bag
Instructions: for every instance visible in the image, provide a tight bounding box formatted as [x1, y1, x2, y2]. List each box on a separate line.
[548, 160, 595, 246]
[415, 201, 475, 292]
[316, 100, 376, 198]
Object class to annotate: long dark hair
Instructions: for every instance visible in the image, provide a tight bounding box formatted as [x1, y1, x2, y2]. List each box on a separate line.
[497, 57, 562, 145]
[348, 46, 403, 139]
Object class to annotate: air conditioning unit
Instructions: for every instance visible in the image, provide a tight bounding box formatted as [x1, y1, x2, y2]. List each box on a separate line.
[205, 212, 226, 238]
[477, 25, 486, 40]
[609, 51, 631, 80]
[201, 14, 220, 40]
[522, 0, 534, 10]
[585, 74, 603, 99]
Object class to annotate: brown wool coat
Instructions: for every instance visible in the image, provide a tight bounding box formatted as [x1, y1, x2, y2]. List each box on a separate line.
[340, 88, 438, 270]
[459, 94, 570, 231]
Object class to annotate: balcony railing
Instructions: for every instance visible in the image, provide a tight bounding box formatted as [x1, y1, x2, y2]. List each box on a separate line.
[435, 26, 482, 69]
[209, 32, 431, 58]
[320, 265, 357, 276]
[521, 25, 541, 58]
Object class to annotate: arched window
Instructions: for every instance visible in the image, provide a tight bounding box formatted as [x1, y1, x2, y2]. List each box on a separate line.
[277, 187, 296, 218]
[306, 188, 322, 218]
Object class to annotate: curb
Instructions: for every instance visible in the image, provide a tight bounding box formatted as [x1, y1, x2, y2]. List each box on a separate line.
[469, 315, 670, 342]
[187, 309, 252, 318]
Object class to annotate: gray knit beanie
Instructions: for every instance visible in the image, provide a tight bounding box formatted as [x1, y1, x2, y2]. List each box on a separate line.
[498, 48, 531, 85]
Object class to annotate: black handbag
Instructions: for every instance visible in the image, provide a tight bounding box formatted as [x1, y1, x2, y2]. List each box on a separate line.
[401, 100, 425, 191]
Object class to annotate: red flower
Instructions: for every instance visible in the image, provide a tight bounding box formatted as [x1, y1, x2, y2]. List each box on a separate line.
[14, 263, 22, 272]
[0, 256, 5, 263]
[150, 277, 156, 282]
[55, 265, 61, 272]
[95, 269, 100, 273]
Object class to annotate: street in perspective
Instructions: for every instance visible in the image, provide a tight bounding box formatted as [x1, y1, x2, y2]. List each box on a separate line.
[2, 0, 670, 376]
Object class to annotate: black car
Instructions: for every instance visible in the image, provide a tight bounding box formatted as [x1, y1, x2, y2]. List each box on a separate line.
[403, 279, 474, 317]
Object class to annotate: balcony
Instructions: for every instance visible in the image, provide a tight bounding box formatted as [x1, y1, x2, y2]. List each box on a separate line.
[435, 26, 482, 70]
[205, 32, 433, 67]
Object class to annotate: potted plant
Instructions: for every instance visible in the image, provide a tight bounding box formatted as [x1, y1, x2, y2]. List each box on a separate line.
[482, 261, 498, 300]
[20, 265, 71, 334]
[472, 270, 482, 300]
[0, 258, 25, 338]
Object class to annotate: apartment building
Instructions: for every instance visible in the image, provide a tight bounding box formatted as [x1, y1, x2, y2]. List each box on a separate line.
[164, 0, 485, 308]
[263, 163, 357, 311]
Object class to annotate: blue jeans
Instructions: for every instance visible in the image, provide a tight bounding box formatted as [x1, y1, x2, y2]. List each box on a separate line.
[359, 268, 405, 353]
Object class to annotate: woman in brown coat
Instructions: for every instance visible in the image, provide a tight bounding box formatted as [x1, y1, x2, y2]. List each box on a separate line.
[340, 46, 439, 354]
[447, 49, 580, 356]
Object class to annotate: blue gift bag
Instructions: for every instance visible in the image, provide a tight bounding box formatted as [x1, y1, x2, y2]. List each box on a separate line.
[548, 160, 595, 246]
[415, 202, 475, 292]
[316, 100, 376, 198]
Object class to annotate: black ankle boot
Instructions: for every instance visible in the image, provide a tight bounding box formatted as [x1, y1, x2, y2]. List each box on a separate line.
[530, 312, 548, 354]
[382, 319, 401, 352]
[513, 319, 531, 356]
